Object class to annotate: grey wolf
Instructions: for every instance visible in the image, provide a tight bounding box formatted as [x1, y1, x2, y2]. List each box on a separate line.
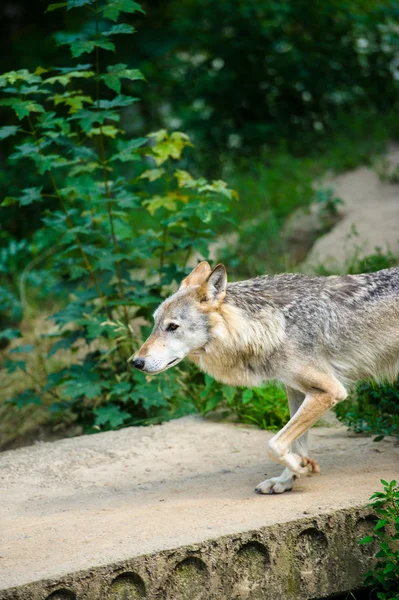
[130, 261, 399, 494]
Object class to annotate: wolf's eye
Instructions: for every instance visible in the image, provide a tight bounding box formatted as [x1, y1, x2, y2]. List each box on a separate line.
[166, 323, 179, 332]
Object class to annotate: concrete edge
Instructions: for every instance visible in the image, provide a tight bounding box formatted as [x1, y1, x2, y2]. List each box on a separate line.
[1, 505, 377, 600]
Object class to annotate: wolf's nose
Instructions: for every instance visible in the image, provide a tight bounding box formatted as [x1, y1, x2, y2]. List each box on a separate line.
[132, 357, 145, 370]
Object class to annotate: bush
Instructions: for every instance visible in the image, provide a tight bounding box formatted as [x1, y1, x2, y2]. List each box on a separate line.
[195, 374, 290, 430]
[336, 380, 399, 441]
[359, 479, 399, 599]
[0, 0, 236, 435]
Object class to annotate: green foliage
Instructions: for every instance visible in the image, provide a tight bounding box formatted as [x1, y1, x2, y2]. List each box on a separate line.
[131, 0, 399, 159]
[0, 0, 235, 434]
[336, 380, 399, 442]
[359, 480, 399, 599]
[2, 0, 399, 173]
[196, 374, 289, 431]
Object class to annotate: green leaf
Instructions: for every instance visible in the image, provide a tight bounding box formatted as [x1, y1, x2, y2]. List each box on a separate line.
[10, 344, 35, 353]
[34, 153, 68, 174]
[54, 63, 92, 73]
[94, 403, 130, 428]
[381, 479, 389, 486]
[143, 194, 179, 215]
[19, 85, 52, 96]
[48, 0, 96, 11]
[102, 0, 145, 22]
[0, 125, 20, 140]
[87, 125, 120, 138]
[242, 389, 254, 404]
[61, 366, 103, 400]
[111, 137, 147, 162]
[51, 91, 93, 113]
[5, 359, 27, 373]
[8, 391, 41, 408]
[139, 168, 165, 182]
[359, 535, 374, 544]
[204, 392, 223, 413]
[0, 328, 21, 341]
[102, 64, 144, 94]
[36, 111, 71, 133]
[99, 95, 138, 109]
[70, 38, 115, 58]
[45, 70, 95, 86]
[69, 107, 119, 132]
[5, 187, 43, 207]
[0, 98, 44, 120]
[48, 330, 81, 357]
[0, 69, 41, 88]
[67, 0, 95, 7]
[148, 130, 192, 166]
[114, 189, 140, 208]
[175, 169, 195, 188]
[10, 142, 39, 161]
[383, 562, 395, 574]
[110, 381, 132, 397]
[46, 2, 68, 11]
[1, 197, 17, 207]
[222, 385, 236, 403]
[44, 369, 69, 392]
[102, 24, 135, 36]
[374, 519, 387, 531]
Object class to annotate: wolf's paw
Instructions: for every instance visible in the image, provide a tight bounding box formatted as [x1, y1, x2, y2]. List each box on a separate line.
[255, 475, 295, 495]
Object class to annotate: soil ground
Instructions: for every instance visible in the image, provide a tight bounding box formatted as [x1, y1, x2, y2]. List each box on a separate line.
[1, 415, 398, 591]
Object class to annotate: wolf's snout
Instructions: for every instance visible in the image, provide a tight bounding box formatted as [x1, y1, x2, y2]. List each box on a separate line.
[132, 357, 145, 370]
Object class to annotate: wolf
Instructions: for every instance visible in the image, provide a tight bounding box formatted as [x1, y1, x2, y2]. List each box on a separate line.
[130, 261, 399, 494]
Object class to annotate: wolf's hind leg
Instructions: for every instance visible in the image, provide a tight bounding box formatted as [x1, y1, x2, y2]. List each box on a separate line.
[268, 372, 347, 476]
[255, 388, 312, 494]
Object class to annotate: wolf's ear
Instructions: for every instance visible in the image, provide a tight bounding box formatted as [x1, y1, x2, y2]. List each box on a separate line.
[180, 261, 212, 288]
[200, 264, 227, 304]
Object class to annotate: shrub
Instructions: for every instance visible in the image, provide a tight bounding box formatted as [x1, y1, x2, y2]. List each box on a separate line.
[336, 380, 399, 442]
[0, 0, 236, 435]
[196, 374, 290, 431]
[359, 479, 399, 599]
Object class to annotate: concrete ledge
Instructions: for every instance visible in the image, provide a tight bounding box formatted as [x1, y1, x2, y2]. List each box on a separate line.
[1, 506, 379, 600]
[1, 416, 398, 599]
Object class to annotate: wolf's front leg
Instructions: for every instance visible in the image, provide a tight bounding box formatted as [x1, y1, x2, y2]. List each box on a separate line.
[256, 388, 311, 494]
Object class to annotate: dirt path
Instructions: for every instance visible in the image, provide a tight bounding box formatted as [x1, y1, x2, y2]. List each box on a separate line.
[305, 144, 399, 270]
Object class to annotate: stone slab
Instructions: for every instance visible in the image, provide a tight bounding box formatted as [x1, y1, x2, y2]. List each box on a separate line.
[1, 415, 398, 598]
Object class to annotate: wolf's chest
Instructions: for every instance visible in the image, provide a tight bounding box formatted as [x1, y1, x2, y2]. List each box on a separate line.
[196, 352, 269, 387]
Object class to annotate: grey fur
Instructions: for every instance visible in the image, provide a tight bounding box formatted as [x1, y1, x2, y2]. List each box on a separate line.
[225, 267, 399, 385]
[223, 268, 399, 387]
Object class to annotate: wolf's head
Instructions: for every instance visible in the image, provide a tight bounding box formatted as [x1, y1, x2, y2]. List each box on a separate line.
[129, 262, 227, 374]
